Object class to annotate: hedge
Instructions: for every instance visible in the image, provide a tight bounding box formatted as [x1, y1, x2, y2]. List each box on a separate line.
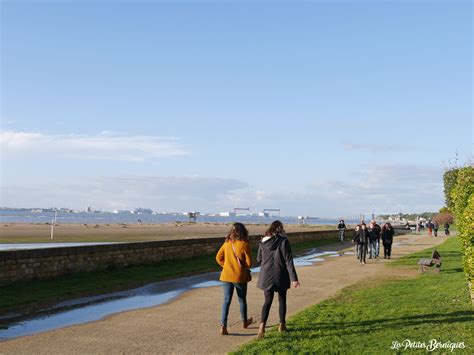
[450, 165, 474, 299]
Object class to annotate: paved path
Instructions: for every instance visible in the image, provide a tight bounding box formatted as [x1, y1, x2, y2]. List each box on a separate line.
[0, 233, 446, 354]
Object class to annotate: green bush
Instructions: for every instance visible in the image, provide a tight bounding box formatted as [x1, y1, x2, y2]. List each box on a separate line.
[444, 168, 460, 209]
[450, 165, 474, 297]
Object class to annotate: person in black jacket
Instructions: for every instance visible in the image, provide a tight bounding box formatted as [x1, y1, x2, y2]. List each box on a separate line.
[381, 223, 395, 259]
[352, 223, 369, 264]
[444, 222, 450, 236]
[337, 219, 346, 244]
[433, 221, 439, 237]
[256, 220, 300, 339]
[370, 220, 382, 258]
[353, 224, 360, 259]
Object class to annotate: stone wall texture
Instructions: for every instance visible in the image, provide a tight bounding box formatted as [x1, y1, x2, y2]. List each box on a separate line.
[0, 229, 349, 285]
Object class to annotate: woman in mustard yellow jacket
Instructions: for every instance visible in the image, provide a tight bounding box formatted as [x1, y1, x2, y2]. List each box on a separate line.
[216, 222, 253, 335]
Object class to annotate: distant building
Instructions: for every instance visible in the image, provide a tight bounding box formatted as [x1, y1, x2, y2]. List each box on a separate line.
[219, 211, 236, 217]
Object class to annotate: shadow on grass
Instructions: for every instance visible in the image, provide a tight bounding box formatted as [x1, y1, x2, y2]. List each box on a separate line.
[295, 311, 474, 336]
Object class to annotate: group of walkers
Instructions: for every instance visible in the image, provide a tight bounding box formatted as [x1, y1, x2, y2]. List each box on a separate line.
[215, 220, 299, 338]
[422, 220, 450, 237]
[408, 220, 450, 236]
[338, 219, 395, 264]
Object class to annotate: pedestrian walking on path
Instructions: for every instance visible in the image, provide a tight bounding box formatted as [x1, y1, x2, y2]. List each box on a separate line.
[371, 220, 382, 258]
[444, 222, 450, 236]
[433, 221, 439, 237]
[427, 220, 433, 237]
[368, 222, 377, 259]
[381, 223, 395, 259]
[352, 223, 369, 264]
[353, 225, 360, 259]
[256, 220, 300, 339]
[337, 219, 346, 244]
[216, 222, 253, 335]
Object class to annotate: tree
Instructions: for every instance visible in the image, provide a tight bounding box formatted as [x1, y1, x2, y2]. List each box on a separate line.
[433, 212, 453, 224]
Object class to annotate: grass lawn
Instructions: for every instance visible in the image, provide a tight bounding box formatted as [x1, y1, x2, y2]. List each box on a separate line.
[233, 237, 474, 354]
[0, 237, 337, 314]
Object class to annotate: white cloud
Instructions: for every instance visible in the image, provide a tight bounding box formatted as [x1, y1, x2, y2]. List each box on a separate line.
[224, 164, 444, 216]
[0, 164, 445, 216]
[0, 130, 187, 161]
[307, 164, 444, 214]
[1, 175, 248, 212]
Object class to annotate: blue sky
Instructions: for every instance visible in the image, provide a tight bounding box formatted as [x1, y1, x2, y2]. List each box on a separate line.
[1, 0, 472, 216]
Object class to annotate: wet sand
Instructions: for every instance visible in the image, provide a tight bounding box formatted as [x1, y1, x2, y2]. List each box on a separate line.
[0, 233, 445, 354]
[0, 222, 333, 243]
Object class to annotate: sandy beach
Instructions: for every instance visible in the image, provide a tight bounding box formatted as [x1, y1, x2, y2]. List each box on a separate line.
[0, 222, 335, 243]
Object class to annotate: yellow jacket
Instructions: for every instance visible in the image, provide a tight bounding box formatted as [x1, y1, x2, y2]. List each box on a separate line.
[216, 239, 252, 283]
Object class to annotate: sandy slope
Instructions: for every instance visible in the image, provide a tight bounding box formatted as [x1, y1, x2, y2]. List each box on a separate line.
[0, 233, 444, 354]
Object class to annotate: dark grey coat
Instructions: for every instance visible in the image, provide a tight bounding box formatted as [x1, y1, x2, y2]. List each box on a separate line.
[256, 234, 298, 291]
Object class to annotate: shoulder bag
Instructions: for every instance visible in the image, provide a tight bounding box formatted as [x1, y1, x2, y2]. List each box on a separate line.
[231, 241, 252, 282]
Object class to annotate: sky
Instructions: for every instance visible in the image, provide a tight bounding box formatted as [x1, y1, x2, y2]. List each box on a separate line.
[0, 0, 472, 217]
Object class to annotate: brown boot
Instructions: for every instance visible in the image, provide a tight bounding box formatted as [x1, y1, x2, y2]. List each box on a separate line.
[220, 326, 229, 335]
[243, 317, 253, 329]
[278, 323, 287, 332]
[257, 323, 265, 339]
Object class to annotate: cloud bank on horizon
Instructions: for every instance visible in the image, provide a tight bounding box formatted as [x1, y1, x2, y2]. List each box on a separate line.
[1, 1, 472, 217]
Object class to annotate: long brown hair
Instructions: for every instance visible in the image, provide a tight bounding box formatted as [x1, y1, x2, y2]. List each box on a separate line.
[226, 222, 249, 242]
[265, 220, 284, 236]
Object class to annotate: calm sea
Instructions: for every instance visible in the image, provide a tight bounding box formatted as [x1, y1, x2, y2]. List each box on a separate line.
[0, 210, 344, 225]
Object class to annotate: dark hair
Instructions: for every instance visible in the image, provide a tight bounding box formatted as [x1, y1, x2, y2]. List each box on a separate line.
[382, 223, 392, 231]
[226, 222, 249, 242]
[265, 220, 284, 236]
[340, 219, 345, 223]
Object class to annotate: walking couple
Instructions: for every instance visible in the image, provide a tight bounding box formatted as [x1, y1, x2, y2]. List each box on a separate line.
[215, 220, 300, 338]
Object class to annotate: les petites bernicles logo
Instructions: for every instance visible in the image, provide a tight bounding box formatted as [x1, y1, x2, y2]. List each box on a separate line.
[391, 339, 466, 352]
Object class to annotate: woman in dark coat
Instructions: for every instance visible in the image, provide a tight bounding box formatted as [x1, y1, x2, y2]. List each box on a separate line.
[381, 223, 395, 259]
[256, 220, 300, 339]
[352, 223, 369, 264]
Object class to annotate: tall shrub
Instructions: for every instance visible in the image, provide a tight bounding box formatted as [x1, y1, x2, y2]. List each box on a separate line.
[444, 168, 459, 210]
[450, 166, 474, 297]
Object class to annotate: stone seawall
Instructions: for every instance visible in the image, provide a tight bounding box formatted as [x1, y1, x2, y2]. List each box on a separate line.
[0, 230, 347, 285]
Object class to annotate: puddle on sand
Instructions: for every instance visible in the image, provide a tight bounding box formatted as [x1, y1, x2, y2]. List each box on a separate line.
[0, 272, 221, 340]
[0, 248, 348, 340]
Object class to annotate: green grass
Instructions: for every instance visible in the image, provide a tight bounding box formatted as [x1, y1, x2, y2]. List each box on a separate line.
[0, 237, 338, 314]
[233, 237, 474, 354]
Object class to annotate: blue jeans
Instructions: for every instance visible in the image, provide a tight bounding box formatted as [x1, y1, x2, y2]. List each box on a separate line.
[374, 239, 380, 257]
[221, 282, 248, 327]
[368, 242, 375, 258]
[338, 229, 345, 243]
